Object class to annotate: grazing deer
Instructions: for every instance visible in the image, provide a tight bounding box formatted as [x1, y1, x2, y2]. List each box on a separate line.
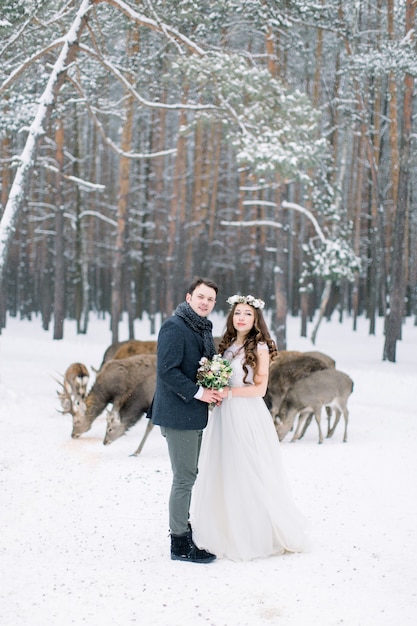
[71, 354, 156, 452]
[303, 351, 335, 369]
[274, 369, 354, 444]
[265, 352, 335, 418]
[57, 362, 89, 413]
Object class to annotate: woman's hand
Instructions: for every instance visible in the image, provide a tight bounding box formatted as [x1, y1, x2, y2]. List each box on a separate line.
[217, 387, 229, 400]
[201, 387, 224, 405]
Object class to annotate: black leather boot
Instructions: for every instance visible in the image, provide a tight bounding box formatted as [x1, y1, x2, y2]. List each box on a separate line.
[170, 530, 216, 563]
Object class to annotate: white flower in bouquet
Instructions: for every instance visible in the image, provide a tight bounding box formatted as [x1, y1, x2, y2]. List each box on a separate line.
[197, 354, 233, 391]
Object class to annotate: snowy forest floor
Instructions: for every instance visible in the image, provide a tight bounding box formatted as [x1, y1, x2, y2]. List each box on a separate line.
[1, 312, 417, 626]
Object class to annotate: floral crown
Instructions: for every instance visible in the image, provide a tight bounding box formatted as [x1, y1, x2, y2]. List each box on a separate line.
[226, 294, 265, 310]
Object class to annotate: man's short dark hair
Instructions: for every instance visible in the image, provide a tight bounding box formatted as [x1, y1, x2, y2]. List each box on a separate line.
[187, 276, 219, 296]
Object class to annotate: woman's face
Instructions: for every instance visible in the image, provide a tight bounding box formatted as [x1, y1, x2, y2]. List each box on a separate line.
[233, 304, 255, 335]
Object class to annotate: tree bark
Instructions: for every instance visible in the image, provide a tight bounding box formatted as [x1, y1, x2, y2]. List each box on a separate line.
[111, 23, 138, 342]
[311, 279, 332, 345]
[53, 119, 66, 340]
[386, 0, 400, 270]
[273, 185, 287, 350]
[383, 0, 416, 361]
[111, 95, 134, 342]
[165, 104, 187, 316]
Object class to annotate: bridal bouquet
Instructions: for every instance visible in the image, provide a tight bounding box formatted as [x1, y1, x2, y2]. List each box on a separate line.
[197, 354, 233, 391]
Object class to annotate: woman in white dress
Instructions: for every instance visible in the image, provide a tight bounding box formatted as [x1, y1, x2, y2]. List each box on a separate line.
[192, 294, 310, 561]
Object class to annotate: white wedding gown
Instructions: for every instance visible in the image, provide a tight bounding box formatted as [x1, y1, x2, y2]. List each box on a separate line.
[191, 343, 310, 561]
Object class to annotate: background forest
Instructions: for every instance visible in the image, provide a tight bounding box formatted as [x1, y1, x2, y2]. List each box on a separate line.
[0, 0, 416, 361]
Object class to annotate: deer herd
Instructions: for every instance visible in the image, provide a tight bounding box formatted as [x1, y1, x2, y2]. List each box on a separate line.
[56, 338, 354, 455]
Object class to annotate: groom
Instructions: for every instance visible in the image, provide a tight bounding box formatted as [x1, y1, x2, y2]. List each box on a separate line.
[150, 276, 223, 563]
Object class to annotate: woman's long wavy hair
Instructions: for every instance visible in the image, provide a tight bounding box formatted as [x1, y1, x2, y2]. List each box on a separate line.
[218, 303, 278, 384]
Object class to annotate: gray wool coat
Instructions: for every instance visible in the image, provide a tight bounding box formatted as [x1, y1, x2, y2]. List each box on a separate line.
[149, 314, 210, 430]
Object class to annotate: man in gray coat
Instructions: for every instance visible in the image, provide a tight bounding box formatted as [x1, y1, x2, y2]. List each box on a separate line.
[151, 276, 222, 563]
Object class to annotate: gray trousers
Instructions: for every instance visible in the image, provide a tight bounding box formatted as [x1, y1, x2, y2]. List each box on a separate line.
[161, 426, 203, 536]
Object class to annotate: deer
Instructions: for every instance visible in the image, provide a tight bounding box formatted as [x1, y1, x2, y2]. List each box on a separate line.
[57, 362, 89, 414]
[102, 368, 156, 449]
[274, 369, 354, 444]
[70, 354, 156, 453]
[93, 339, 157, 372]
[303, 351, 335, 369]
[264, 351, 335, 418]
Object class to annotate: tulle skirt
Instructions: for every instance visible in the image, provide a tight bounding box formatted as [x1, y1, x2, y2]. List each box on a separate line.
[191, 397, 310, 561]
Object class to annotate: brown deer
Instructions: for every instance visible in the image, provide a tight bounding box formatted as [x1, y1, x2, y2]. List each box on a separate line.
[303, 351, 335, 369]
[57, 362, 89, 414]
[264, 351, 335, 418]
[274, 369, 354, 444]
[71, 354, 156, 445]
[94, 339, 157, 372]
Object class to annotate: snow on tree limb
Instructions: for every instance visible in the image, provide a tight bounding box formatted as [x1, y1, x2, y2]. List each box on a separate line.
[43, 164, 106, 191]
[281, 201, 326, 243]
[221, 219, 284, 230]
[65, 210, 118, 228]
[221, 200, 326, 243]
[77, 42, 217, 111]
[57, 73, 180, 159]
[0, 38, 67, 96]
[103, 0, 207, 56]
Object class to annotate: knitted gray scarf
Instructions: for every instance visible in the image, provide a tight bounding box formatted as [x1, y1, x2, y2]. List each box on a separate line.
[174, 301, 216, 359]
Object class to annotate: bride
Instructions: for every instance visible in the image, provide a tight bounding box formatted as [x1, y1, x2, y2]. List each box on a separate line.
[191, 294, 310, 561]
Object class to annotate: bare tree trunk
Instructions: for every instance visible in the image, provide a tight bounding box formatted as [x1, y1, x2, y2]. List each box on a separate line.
[165, 105, 187, 315]
[384, 0, 415, 361]
[207, 122, 222, 243]
[352, 126, 366, 331]
[386, 0, 400, 272]
[111, 97, 134, 343]
[53, 119, 66, 340]
[71, 103, 89, 335]
[300, 291, 308, 337]
[363, 4, 382, 332]
[148, 104, 167, 327]
[1, 133, 11, 327]
[266, 27, 287, 347]
[197, 121, 215, 277]
[111, 23, 139, 342]
[311, 279, 332, 345]
[273, 185, 287, 349]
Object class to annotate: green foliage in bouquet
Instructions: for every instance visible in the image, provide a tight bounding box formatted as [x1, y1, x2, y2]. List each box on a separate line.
[197, 354, 233, 390]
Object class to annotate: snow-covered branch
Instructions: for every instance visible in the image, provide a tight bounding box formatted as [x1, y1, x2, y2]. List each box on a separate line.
[281, 201, 326, 243]
[221, 200, 326, 243]
[78, 43, 217, 111]
[65, 210, 118, 228]
[0, 38, 66, 96]
[44, 164, 106, 191]
[102, 0, 207, 56]
[221, 219, 284, 230]
[68, 74, 177, 159]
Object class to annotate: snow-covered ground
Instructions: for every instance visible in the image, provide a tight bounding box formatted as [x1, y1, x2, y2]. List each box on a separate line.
[1, 312, 416, 626]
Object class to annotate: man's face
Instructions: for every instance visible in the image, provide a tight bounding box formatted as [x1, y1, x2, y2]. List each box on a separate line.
[186, 283, 217, 318]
